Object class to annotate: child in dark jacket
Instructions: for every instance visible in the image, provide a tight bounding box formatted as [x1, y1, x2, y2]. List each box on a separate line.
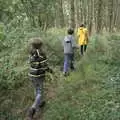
[28, 38, 52, 119]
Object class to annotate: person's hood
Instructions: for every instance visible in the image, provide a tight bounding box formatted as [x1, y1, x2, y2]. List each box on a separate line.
[65, 35, 72, 42]
[79, 27, 84, 30]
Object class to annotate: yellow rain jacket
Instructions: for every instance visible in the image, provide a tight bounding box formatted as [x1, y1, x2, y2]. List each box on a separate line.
[77, 27, 88, 46]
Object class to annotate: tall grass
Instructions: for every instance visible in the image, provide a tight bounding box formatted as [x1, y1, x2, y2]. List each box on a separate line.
[43, 34, 120, 120]
[0, 24, 120, 120]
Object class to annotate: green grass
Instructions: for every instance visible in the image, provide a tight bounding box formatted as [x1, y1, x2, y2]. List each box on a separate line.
[43, 69, 120, 120]
[43, 33, 120, 120]
[0, 26, 120, 120]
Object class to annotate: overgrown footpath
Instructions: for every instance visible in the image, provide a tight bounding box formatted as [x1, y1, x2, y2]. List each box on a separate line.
[42, 34, 120, 120]
[0, 24, 120, 120]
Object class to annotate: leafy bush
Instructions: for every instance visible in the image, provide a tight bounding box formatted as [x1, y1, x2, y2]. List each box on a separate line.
[43, 34, 120, 120]
[0, 25, 120, 120]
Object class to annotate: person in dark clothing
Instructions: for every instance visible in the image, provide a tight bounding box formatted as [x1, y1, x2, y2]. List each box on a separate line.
[27, 38, 52, 119]
[80, 43, 87, 55]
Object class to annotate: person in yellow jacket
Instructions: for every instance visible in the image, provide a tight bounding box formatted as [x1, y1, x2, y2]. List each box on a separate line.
[77, 24, 89, 55]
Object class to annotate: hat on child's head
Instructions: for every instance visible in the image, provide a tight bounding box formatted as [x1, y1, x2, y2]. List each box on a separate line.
[80, 21, 86, 27]
[80, 24, 85, 27]
[67, 28, 74, 35]
[30, 37, 43, 49]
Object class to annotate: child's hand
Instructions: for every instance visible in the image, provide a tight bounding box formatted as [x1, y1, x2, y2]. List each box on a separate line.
[49, 69, 53, 73]
[48, 68, 53, 73]
[74, 45, 79, 49]
[76, 45, 80, 49]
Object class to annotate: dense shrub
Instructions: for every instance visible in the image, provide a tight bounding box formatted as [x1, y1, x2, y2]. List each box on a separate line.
[0, 24, 120, 119]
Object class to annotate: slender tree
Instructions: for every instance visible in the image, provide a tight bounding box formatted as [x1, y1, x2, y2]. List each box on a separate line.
[108, 0, 114, 32]
[96, 0, 103, 33]
[69, 0, 75, 28]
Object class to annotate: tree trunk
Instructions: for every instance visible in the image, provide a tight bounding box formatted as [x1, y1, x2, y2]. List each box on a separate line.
[96, 0, 103, 33]
[57, 0, 65, 28]
[108, 0, 114, 32]
[88, 0, 94, 35]
[74, 0, 79, 28]
[69, 0, 75, 28]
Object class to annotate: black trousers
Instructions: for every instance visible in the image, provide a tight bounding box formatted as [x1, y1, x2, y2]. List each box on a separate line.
[80, 45, 87, 55]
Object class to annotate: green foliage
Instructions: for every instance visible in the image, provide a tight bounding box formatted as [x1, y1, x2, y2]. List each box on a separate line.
[0, 0, 120, 119]
[0, 0, 57, 29]
[0, 23, 66, 119]
[43, 34, 120, 120]
[0, 26, 120, 120]
[0, 24, 65, 92]
[0, 23, 6, 51]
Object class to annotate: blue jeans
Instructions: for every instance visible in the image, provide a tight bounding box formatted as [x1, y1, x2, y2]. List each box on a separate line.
[63, 53, 74, 73]
[30, 77, 44, 109]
